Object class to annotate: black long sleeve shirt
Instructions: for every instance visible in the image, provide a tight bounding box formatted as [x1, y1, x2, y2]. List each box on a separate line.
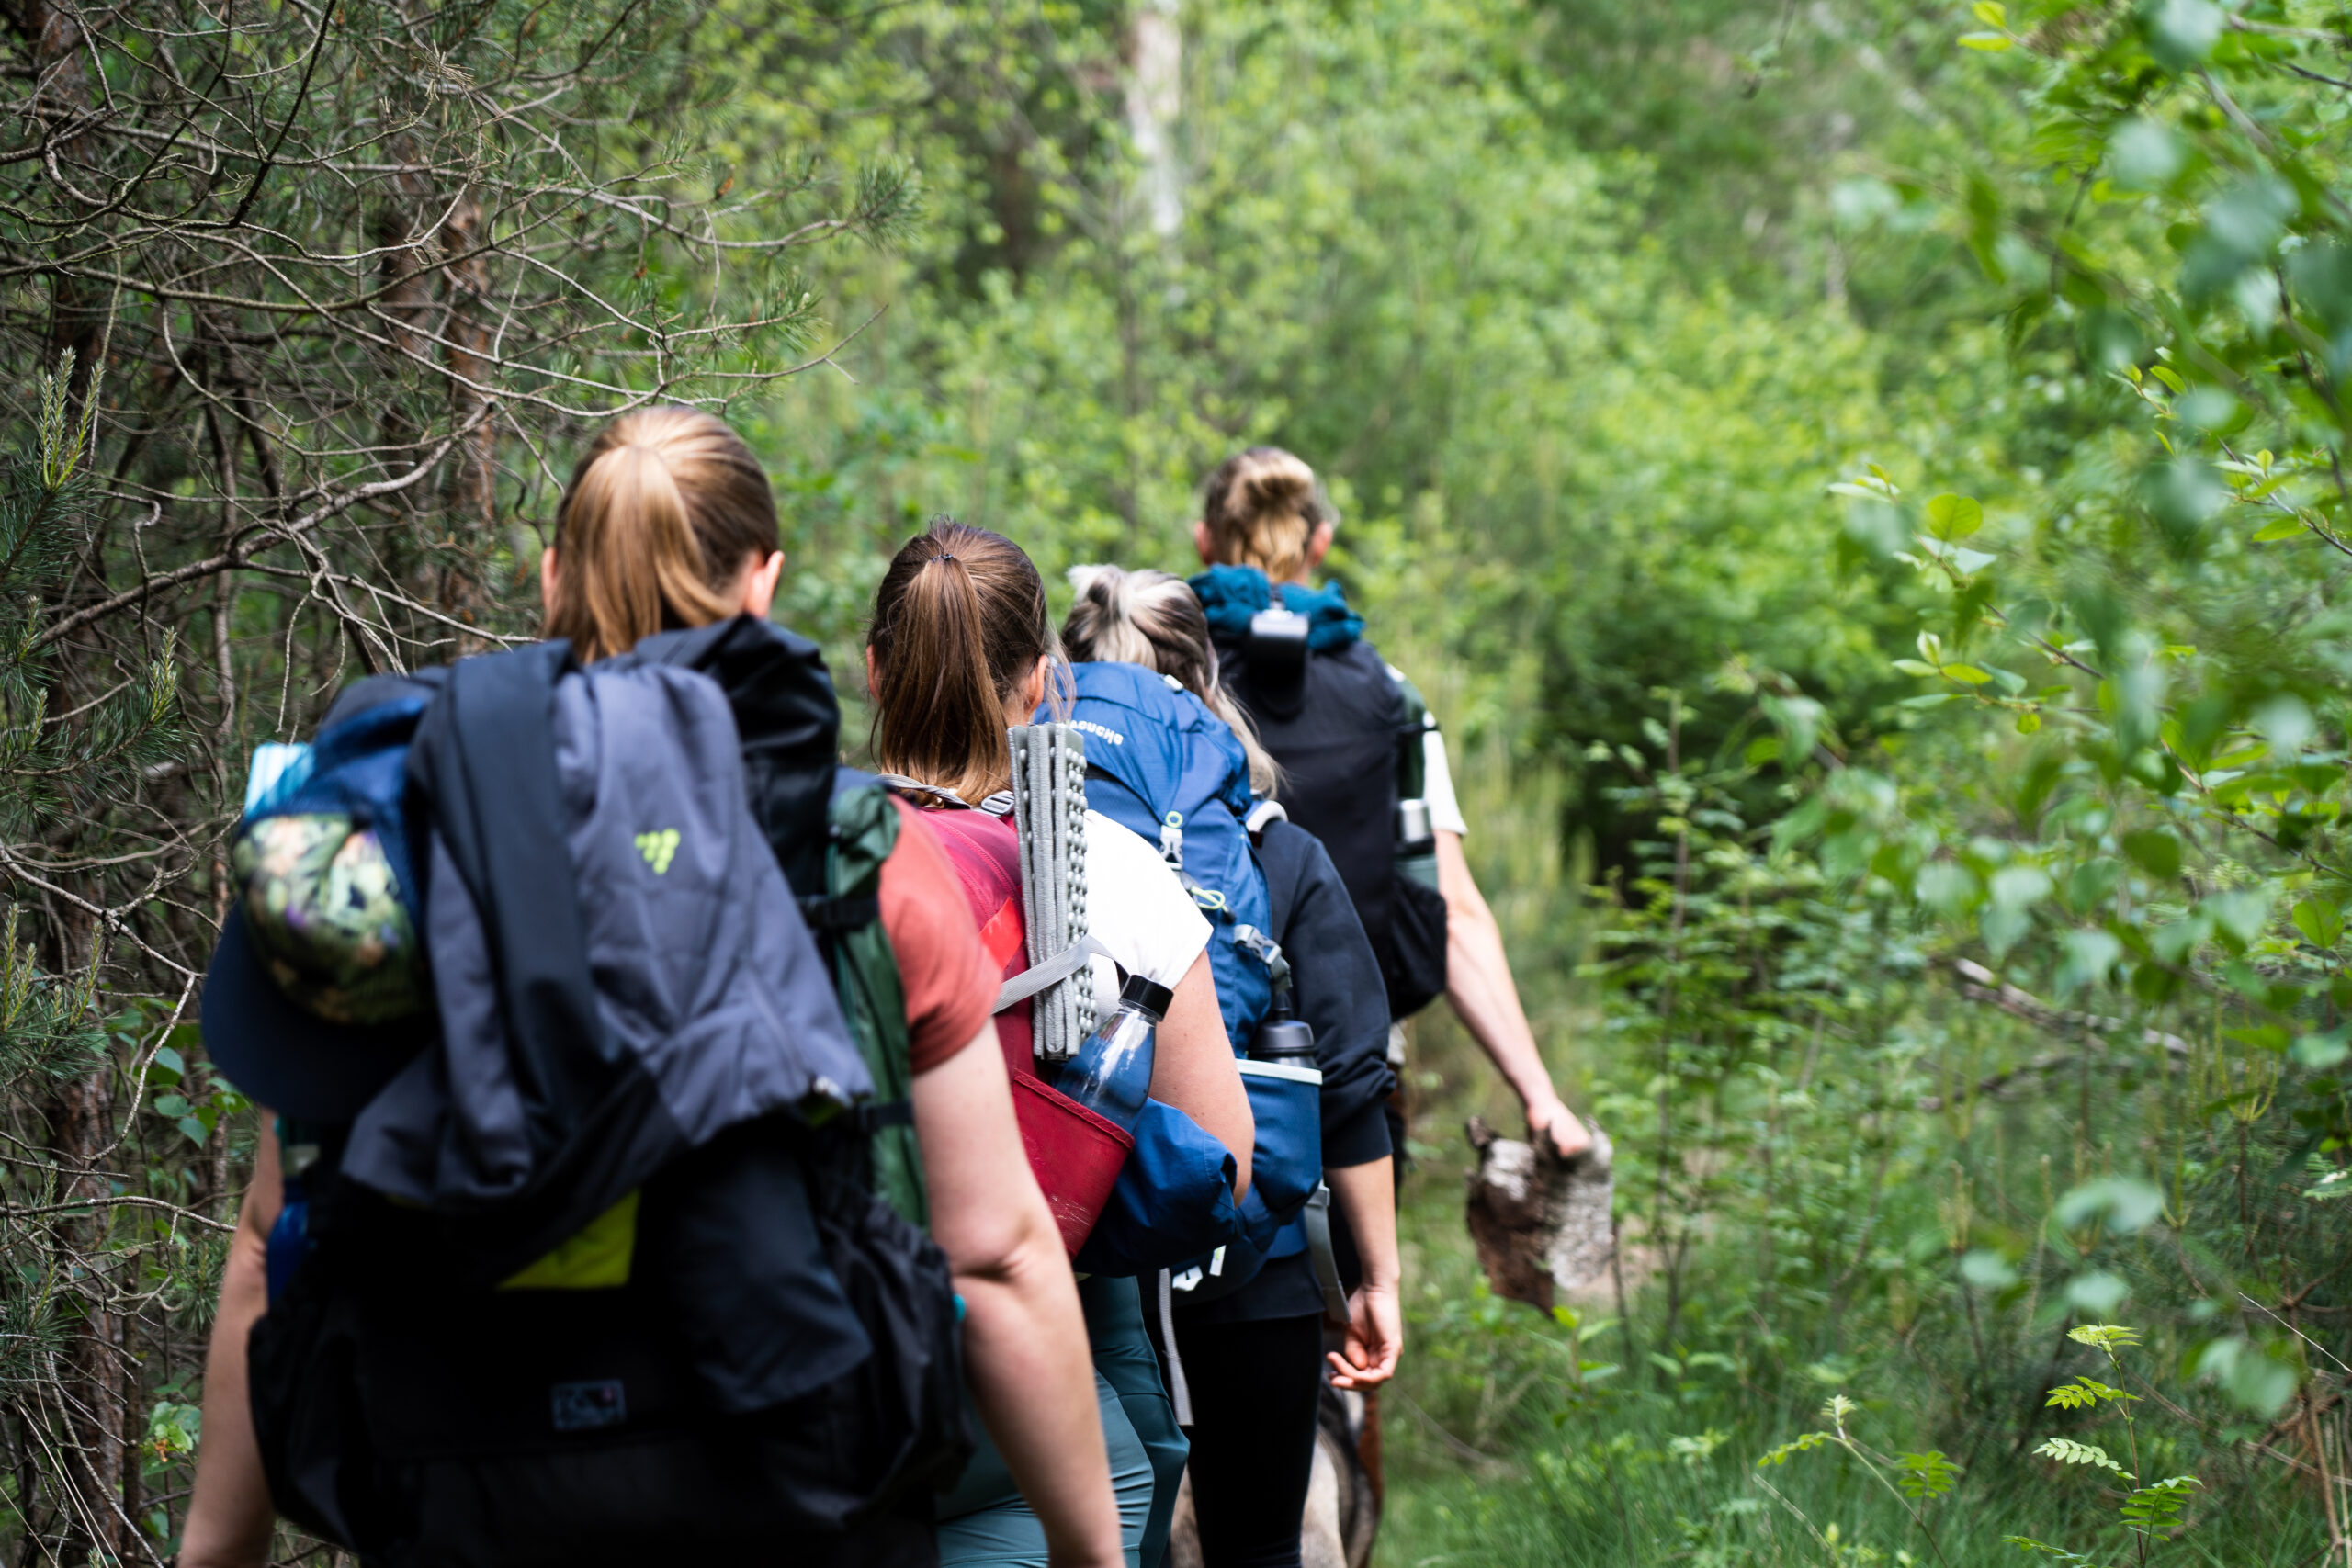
[1178, 814, 1394, 1324]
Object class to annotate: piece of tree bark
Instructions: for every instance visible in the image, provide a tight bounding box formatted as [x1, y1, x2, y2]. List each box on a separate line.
[1464, 1115, 1614, 1312]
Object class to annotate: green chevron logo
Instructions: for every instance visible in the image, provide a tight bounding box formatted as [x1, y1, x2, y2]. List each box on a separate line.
[635, 829, 680, 874]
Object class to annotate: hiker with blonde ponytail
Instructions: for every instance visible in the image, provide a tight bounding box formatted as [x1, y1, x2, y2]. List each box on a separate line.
[867, 519, 1255, 1568]
[1065, 565, 1402, 1568]
[184, 410, 1123, 1568]
[1189, 446, 1593, 1170]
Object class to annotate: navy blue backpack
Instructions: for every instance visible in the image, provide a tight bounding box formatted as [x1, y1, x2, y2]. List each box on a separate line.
[1056, 663, 1322, 1262]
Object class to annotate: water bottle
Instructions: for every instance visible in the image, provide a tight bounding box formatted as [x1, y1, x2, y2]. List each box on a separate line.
[1395, 796, 1439, 889]
[1251, 966, 1316, 1064]
[1057, 973, 1170, 1131]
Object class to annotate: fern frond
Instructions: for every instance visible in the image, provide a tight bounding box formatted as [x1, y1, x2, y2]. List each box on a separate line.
[2034, 1437, 2131, 1477]
[2120, 1475, 2201, 1536]
[2046, 1376, 2132, 1409]
[1895, 1449, 1962, 1499]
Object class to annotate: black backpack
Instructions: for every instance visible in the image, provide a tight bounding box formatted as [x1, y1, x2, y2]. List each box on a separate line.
[242, 623, 970, 1568]
[1214, 619, 1450, 1021]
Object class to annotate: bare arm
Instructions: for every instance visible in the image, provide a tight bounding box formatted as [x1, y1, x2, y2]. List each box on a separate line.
[181, 1118, 283, 1568]
[1435, 831, 1590, 1158]
[1146, 948, 1253, 1198]
[1324, 1157, 1401, 1390]
[917, 1029, 1124, 1568]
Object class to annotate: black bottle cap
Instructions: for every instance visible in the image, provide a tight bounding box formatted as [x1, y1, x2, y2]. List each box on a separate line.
[1251, 1016, 1317, 1061]
[1119, 973, 1174, 1021]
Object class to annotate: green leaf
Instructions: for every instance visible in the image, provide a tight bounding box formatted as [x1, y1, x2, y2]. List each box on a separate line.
[2294, 1031, 2351, 1070]
[152, 1044, 185, 1082]
[1961, 1249, 2018, 1289]
[1926, 492, 1985, 539]
[2120, 1476, 2202, 1536]
[2194, 1337, 2299, 1416]
[1943, 664, 1994, 684]
[1972, 0, 2005, 24]
[1989, 864, 2052, 908]
[2045, 1375, 2132, 1410]
[2120, 829, 2182, 881]
[1756, 1429, 1833, 1466]
[2055, 928, 2121, 995]
[1895, 1449, 1963, 1499]
[2017, 710, 2042, 734]
[1959, 30, 2014, 50]
[2293, 897, 2343, 949]
[2034, 1437, 2129, 1476]
[2056, 1179, 2163, 1234]
[2252, 516, 2307, 543]
[2065, 1270, 2129, 1314]
[2144, 0, 2222, 70]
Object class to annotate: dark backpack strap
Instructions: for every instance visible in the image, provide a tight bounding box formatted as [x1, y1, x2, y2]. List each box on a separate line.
[798, 894, 881, 931]
[406, 641, 619, 1157]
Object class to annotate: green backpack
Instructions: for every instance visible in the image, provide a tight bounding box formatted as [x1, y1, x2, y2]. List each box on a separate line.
[805, 779, 929, 1229]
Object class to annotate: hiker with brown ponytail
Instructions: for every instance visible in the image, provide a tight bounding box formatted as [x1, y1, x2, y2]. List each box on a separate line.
[867, 518, 1254, 1568]
[1188, 446, 1593, 1168]
[184, 410, 1123, 1568]
[1065, 566, 1402, 1568]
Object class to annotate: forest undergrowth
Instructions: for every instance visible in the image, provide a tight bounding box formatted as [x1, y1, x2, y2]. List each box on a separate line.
[7, 1, 2352, 1562]
[1374, 733, 2333, 1568]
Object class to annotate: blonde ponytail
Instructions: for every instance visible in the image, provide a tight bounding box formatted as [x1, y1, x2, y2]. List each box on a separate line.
[1063, 563, 1281, 798]
[547, 408, 779, 662]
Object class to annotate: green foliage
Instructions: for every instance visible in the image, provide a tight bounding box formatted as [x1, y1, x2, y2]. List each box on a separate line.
[2033, 1437, 2128, 1476]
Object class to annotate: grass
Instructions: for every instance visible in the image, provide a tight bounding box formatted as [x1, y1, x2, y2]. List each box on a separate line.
[1361, 729, 2333, 1568]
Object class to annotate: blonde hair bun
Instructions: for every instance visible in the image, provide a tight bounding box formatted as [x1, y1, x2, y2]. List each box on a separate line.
[1198, 446, 1333, 584]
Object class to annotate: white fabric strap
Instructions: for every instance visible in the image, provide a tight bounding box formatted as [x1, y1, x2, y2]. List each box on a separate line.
[1159, 1269, 1194, 1427]
[992, 934, 1111, 1014]
[1244, 798, 1288, 835]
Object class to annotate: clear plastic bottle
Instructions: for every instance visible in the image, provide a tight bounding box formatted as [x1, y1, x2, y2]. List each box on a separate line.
[1056, 973, 1170, 1131]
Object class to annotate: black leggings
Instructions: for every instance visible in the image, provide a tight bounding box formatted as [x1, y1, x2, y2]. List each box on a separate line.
[1170, 1313, 1325, 1568]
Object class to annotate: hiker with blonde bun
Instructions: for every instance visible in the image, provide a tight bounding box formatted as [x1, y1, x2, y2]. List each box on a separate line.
[1187, 446, 1593, 1168]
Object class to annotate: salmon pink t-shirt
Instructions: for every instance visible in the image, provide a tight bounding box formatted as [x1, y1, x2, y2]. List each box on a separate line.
[918, 803, 1210, 1078]
[877, 799, 1000, 1074]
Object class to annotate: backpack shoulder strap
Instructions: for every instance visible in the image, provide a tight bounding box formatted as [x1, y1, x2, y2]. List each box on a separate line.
[810, 783, 929, 1229]
[1386, 663, 1433, 801]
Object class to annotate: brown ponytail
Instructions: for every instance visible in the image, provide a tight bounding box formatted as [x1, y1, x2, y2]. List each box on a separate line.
[1063, 564, 1281, 797]
[1197, 446, 1334, 584]
[546, 407, 779, 662]
[867, 520, 1061, 803]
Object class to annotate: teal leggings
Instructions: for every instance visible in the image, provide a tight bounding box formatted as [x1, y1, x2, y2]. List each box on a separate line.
[936, 1276, 1185, 1568]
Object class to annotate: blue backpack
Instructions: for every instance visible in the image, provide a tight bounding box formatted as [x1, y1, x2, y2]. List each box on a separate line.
[1056, 663, 1322, 1260]
[1061, 661, 1273, 1050]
